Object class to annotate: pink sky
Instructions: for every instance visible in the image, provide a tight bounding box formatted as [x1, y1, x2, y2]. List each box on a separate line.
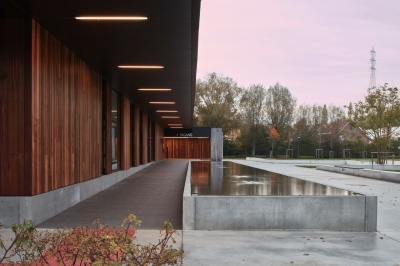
[196, 0, 400, 106]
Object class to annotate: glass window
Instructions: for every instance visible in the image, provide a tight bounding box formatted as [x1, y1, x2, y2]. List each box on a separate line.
[112, 91, 120, 171]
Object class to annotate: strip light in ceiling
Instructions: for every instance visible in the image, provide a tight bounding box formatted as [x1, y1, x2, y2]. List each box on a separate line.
[168, 124, 182, 126]
[138, 88, 171, 91]
[75, 16, 148, 20]
[149, 102, 175, 104]
[157, 110, 178, 113]
[118, 65, 164, 69]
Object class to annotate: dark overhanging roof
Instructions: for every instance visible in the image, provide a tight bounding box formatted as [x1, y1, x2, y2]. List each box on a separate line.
[7, 0, 201, 129]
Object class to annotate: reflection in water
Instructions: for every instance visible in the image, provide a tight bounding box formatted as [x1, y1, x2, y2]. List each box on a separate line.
[191, 161, 358, 196]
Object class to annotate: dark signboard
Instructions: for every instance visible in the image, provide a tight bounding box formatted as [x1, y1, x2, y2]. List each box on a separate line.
[164, 127, 212, 137]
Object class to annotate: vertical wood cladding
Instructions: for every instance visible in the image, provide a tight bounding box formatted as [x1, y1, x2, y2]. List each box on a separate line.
[120, 96, 131, 170]
[147, 117, 154, 162]
[1, 18, 166, 196]
[164, 138, 210, 159]
[0, 18, 32, 196]
[141, 112, 149, 164]
[154, 123, 164, 161]
[103, 82, 112, 175]
[132, 106, 140, 167]
[31, 21, 102, 195]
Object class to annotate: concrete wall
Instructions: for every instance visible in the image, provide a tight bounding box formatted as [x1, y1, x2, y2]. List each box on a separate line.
[0, 163, 152, 227]
[317, 165, 400, 184]
[193, 196, 375, 231]
[183, 162, 377, 232]
[211, 128, 223, 161]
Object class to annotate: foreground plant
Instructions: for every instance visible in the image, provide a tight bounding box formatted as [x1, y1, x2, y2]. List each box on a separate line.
[0, 215, 182, 265]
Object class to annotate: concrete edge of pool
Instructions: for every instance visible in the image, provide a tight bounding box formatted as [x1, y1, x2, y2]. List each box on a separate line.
[183, 161, 377, 232]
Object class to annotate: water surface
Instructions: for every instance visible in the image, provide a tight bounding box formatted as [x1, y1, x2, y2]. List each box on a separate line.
[191, 161, 358, 196]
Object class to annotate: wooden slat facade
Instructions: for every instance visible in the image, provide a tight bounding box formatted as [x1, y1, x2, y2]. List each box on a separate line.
[141, 112, 149, 164]
[120, 96, 131, 170]
[31, 21, 103, 195]
[131, 106, 141, 167]
[155, 124, 164, 161]
[164, 138, 210, 159]
[0, 17, 32, 196]
[103, 82, 112, 175]
[1, 18, 166, 196]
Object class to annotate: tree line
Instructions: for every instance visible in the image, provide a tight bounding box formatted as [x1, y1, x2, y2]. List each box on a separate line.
[194, 72, 400, 159]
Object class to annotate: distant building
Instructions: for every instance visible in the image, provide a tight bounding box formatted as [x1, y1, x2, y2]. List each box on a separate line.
[318, 119, 370, 143]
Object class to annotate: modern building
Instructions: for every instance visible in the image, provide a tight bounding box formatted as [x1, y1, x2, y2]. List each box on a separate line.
[0, 0, 222, 227]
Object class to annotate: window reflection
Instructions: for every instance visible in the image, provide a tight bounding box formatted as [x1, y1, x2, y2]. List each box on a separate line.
[111, 91, 120, 170]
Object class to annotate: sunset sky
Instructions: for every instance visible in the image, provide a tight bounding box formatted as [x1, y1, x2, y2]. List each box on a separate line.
[196, 0, 400, 106]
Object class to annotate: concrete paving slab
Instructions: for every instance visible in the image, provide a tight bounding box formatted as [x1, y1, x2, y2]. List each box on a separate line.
[181, 160, 400, 265]
[182, 230, 400, 266]
[134, 229, 182, 249]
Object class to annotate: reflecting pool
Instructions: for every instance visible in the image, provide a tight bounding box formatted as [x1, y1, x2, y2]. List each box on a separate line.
[191, 161, 358, 196]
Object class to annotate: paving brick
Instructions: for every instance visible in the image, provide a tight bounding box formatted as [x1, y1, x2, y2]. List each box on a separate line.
[37, 160, 189, 229]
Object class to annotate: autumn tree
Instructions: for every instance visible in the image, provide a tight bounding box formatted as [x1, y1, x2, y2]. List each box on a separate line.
[239, 84, 267, 155]
[270, 124, 280, 158]
[265, 83, 296, 155]
[194, 72, 242, 136]
[346, 83, 400, 163]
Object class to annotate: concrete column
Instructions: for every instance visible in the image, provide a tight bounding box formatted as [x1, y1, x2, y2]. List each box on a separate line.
[211, 128, 223, 161]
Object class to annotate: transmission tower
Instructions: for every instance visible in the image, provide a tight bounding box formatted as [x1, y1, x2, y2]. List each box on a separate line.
[369, 46, 376, 88]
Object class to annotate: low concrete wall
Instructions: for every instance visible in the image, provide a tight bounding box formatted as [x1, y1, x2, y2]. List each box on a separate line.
[354, 165, 400, 171]
[0, 163, 153, 227]
[245, 157, 348, 165]
[317, 164, 400, 184]
[183, 162, 377, 232]
[194, 196, 375, 231]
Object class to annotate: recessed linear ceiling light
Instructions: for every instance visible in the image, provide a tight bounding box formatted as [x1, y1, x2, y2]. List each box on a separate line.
[138, 88, 171, 91]
[112, 110, 117, 112]
[161, 116, 180, 119]
[149, 102, 175, 104]
[156, 110, 178, 113]
[170, 127, 183, 129]
[168, 124, 182, 126]
[118, 65, 164, 69]
[75, 16, 147, 20]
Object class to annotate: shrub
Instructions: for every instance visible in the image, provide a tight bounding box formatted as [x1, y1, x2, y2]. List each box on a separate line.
[0, 215, 182, 265]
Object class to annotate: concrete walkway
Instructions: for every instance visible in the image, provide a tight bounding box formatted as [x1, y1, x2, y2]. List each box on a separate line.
[37, 160, 189, 229]
[182, 160, 400, 266]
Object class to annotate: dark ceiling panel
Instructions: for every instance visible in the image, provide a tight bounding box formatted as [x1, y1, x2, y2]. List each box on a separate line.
[10, 0, 201, 128]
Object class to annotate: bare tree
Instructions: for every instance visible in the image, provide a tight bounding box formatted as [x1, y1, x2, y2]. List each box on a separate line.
[240, 84, 267, 155]
[265, 83, 297, 133]
[327, 104, 345, 123]
[195, 72, 243, 135]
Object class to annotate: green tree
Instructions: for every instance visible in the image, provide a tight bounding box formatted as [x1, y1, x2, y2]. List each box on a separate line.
[346, 84, 400, 163]
[240, 84, 267, 155]
[194, 72, 242, 136]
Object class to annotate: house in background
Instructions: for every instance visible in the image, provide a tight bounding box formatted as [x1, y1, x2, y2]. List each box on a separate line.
[318, 119, 369, 144]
